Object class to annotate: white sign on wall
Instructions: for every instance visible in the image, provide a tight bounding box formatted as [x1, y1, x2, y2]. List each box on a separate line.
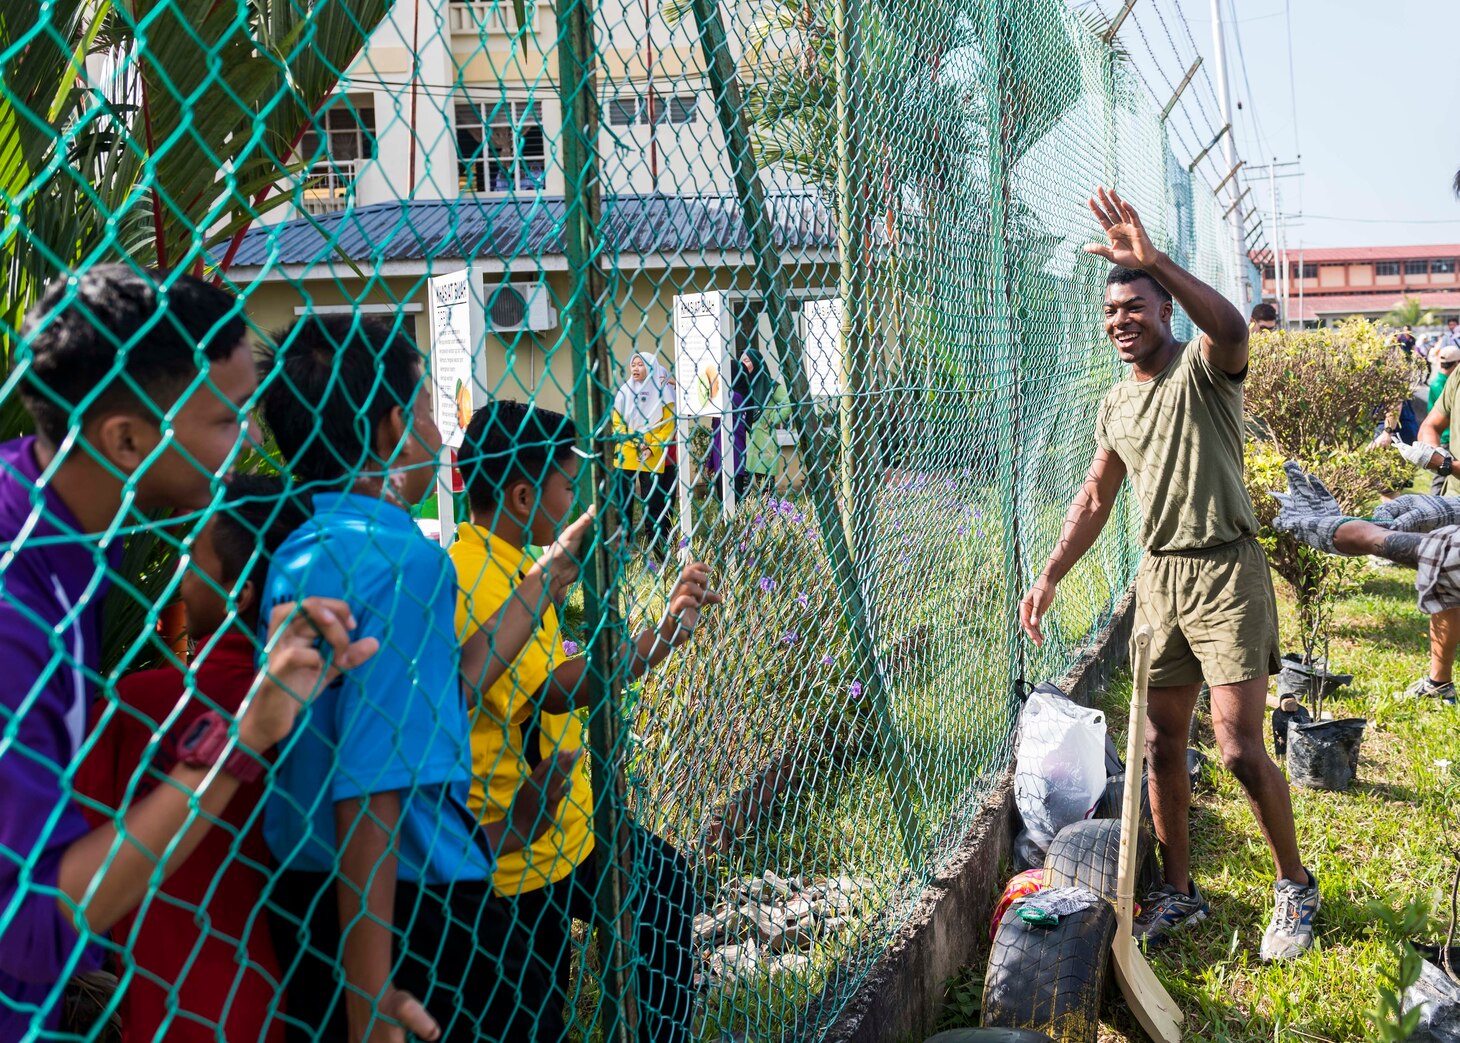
[673, 291, 731, 418]
[429, 269, 476, 450]
[800, 297, 845, 399]
[427, 269, 479, 547]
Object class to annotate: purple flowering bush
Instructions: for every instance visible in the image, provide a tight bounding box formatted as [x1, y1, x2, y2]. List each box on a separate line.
[627, 492, 868, 849]
[627, 472, 1012, 859]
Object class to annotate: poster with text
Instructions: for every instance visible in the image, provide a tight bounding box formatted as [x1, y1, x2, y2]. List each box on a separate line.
[673, 291, 730, 418]
[800, 297, 844, 399]
[429, 269, 475, 449]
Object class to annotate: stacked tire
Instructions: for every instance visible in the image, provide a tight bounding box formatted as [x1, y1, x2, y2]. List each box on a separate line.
[980, 779, 1160, 1043]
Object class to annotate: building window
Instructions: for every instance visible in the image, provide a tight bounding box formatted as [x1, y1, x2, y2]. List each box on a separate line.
[298, 101, 377, 170]
[607, 97, 640, 126]
[1405, 260, 1430, 276]
[456, 99, 546, 193]
[605, 92, 699, 126]
[1376, 262, 1400, 277]
[1434, 260, 1457, 275]
[1263, 265, 1275, 281]
[1300, 264, 1317, 279]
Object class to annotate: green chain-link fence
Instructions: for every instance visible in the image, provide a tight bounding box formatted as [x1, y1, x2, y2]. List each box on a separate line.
[2, 0, 1244, 1039]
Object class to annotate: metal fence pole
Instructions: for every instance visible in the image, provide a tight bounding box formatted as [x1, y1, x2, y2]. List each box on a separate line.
[689, 0, 926, 864]
[557, 0, 640, 1035]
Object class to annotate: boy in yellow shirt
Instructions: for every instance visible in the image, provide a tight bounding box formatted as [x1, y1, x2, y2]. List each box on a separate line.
[452, 400, 720, 1042]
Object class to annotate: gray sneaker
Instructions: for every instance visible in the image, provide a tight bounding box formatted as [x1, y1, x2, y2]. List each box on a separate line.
[1402, 677, 1457, 702]
[1133, 882, 1208, 946]
[1261, 870, 1320, 962]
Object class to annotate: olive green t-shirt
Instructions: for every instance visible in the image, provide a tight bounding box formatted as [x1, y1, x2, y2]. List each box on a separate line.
[1095, 338, 1258, 553]
[1438, 371, 1460, 495]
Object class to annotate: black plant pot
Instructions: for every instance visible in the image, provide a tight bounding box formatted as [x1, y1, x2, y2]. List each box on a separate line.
[1276, 653, 1353, 702]
[1287, 718, 1366, 791]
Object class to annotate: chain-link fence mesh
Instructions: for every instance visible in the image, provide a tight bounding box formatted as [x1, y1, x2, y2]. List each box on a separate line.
[2, 0, 1243, 1039]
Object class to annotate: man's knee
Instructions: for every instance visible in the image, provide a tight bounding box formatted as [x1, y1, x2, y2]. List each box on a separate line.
[1219, 741, 1273, 790]
[1145, 718, 1190, 774]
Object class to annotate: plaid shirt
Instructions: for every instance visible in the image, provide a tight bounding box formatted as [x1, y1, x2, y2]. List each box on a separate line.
[1417, 525, 1460, 612]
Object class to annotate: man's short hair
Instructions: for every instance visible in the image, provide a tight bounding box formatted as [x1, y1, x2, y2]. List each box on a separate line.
[1250, 302, 1279, 324]
[1105, 266, 1173, 305]
[258, 315, 424, 485]
[459, 400, 580, 514]
[212, 473, 309, 591]
[19, 266, 246, 444]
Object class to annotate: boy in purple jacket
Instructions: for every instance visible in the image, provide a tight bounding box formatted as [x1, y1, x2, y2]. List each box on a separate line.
[0, 267, 376, 1038]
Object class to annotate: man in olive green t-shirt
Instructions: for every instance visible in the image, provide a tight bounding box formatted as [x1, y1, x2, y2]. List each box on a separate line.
[1019, 188, 1317, 962]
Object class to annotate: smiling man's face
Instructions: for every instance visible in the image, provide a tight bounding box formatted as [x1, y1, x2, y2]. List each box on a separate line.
[1104, 276, 1173, 367]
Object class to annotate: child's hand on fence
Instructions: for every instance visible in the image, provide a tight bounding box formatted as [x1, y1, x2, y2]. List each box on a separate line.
[511, 749, 582, 843]
[243, 598, 379, 753]
[370, 985, 440, 1043]
[658, 562, 723, 649]
[531, 504, 597, 603]
[1018, 576, 1055, 648]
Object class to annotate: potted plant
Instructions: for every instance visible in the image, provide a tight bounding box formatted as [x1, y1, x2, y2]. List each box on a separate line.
[1243, 320, 1418, 785]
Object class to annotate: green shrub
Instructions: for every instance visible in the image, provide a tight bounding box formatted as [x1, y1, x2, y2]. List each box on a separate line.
[1243, 321, 1419, 654]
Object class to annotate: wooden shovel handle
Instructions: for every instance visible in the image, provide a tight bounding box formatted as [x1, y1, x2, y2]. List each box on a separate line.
[1117, 625, 1155, 932]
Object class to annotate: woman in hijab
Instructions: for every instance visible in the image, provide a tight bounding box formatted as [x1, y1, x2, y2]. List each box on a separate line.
[613, 352, 677, 548]
[706, 336, 776, 501]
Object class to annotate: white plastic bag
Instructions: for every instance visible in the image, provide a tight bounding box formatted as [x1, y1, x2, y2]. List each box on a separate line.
[1013, 686, 1108, 851]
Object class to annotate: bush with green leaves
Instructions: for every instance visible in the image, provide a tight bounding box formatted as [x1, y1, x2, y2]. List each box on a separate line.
[1243, 320, 1419, 658]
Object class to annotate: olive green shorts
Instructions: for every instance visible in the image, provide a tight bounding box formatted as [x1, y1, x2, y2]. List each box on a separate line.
[1133, 537, 1281, 689]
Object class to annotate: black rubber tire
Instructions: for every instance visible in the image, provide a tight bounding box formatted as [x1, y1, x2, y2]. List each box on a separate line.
[981, 897, 1117, 1043]
[1042, 817, 1160, 905]
[925, 1031, 1055, 1043]
[1089, 772, 1151, 822]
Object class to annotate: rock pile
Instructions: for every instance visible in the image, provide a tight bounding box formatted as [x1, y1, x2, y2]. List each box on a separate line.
[697, 872, 874, 983]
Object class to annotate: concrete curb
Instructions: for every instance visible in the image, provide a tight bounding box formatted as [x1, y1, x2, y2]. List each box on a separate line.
[822, 591, 1136, 1043]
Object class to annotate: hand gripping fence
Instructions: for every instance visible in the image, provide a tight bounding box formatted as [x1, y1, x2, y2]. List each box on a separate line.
[1, 0, 1245, 1039]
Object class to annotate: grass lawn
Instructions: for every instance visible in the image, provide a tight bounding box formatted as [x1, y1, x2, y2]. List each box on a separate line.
[945, 566, 1460, 1042]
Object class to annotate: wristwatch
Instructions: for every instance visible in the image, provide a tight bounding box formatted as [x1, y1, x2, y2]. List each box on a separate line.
[1441, 456, 1455, 478]
[177, 710, 266, 784]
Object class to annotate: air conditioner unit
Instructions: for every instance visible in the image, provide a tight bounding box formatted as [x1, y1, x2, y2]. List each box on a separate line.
[485, 282, 558, 333]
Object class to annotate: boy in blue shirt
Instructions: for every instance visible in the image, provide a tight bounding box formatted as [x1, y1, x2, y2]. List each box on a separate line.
[256, 316, 559, 1043]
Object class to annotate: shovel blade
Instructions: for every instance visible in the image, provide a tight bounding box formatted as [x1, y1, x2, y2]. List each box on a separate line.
[1113, 937, 1183, 1043]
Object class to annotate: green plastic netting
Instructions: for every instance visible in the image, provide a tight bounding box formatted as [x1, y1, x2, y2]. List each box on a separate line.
[1, 0, 1249, 1039]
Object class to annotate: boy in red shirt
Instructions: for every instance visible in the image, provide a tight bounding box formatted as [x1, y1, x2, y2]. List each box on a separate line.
[75, 475, 308, 1042]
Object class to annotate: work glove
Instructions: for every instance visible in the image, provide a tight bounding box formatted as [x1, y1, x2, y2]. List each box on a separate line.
[1370, 495, 1460, 533]
[1393, 435, 1452, 471]
[1269, 461, 1357, 553]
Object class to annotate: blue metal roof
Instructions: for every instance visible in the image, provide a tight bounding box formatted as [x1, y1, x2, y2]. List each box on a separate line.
[224, 191, 836, 269]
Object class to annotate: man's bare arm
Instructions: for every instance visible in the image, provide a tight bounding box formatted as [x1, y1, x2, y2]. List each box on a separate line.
[1332, 521, 1423, 567]
[1147, 254, 1251, 375]
[1019, 449, 1128, 645]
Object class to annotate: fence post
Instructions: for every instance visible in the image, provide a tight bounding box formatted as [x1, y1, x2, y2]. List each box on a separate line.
[835, 0, 878, 598]
[982, 0, 1025, 695]
[688, 0, 926, 865]
[556, 0, 640, 1036]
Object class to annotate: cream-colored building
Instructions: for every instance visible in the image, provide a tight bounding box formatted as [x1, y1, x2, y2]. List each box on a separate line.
[229, 0, 831, 415]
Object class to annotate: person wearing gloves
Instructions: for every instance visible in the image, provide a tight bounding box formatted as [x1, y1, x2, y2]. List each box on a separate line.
[612, 352, 677, 548]
[1272, 463, 1460, 620]
[1018, 187, 1317, 961]
[1391, 413, 1460, 699]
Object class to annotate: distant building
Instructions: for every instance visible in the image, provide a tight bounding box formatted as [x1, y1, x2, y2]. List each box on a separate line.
[1258, 244, 1460, 326]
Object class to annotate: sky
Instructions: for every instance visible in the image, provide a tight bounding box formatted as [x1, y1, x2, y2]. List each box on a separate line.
[1183, 0, 1460, 249]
